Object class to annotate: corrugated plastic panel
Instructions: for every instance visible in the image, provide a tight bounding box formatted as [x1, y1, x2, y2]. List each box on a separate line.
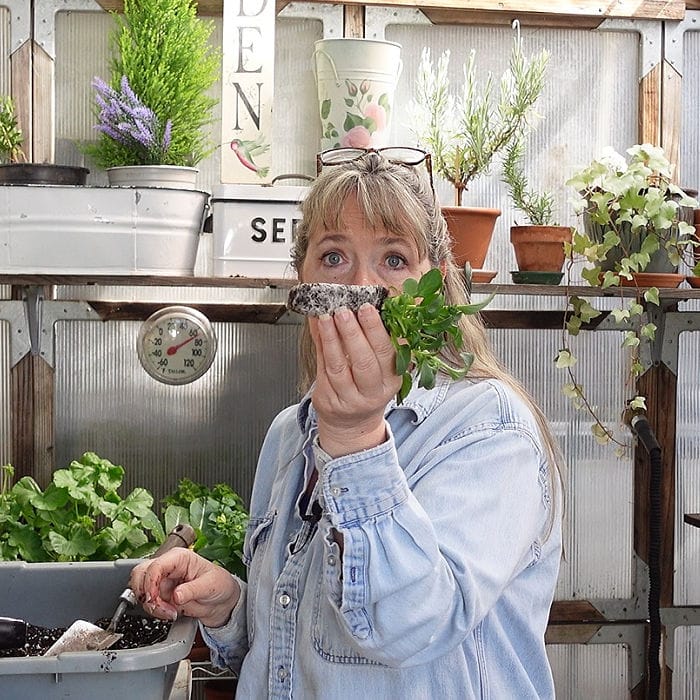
[673, 626, 700, 699]
[53, 318, 300, 507]
[0, 4, 15, 462]
[680, 22, 700, 189]
[488, 325, 634, 600]
[386, 21, 640, 287]
[548, 642, 630, 699]
[675, 319, 700, 606]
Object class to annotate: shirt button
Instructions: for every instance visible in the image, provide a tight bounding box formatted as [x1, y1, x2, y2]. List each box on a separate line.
[277, 666, 288, 681]
[279, 593, 291, 607]
[331, 487, 341, 496]
[327, 555, 336, 566]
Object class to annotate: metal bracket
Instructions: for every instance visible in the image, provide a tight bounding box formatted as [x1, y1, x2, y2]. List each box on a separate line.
[663, 10, 700, 77]
[0, 300, 31, 366]
[637, 309, 700, 375]
[0, 288, 100, 367]
[589, 553, 649, 622]
[34, 0, 103, 60]
[279, 3, 344, 40]
[364, 6, 431, 42]
[597, 19, 661, 81]
[4, 0, 31, 54]
[660, 606, 700, 671]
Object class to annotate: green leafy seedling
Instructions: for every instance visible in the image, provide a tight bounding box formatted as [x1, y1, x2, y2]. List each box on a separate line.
[380, 268, 493, 403]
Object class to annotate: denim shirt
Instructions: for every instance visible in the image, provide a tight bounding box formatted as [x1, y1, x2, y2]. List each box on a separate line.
[202, 375, 562, 699]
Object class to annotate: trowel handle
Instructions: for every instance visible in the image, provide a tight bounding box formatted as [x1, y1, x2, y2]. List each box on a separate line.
[109, 524, 198, 631]
[0, 617, 27, 649]
[154, 523, 197, 556]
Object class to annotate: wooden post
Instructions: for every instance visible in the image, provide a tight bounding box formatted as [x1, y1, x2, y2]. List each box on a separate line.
[9, 286, 55, 484]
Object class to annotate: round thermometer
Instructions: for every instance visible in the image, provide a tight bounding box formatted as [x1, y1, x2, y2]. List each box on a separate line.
[137, 306, 217, 385]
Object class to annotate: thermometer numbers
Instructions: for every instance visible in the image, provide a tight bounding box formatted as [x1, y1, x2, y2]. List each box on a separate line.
[137, 307, 216, 385]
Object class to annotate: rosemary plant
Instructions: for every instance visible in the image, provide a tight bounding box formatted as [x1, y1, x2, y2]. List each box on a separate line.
[410, 31, 549, 206]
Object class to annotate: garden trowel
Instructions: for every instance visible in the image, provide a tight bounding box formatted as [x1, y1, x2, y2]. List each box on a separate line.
[43, 523, 196, 655]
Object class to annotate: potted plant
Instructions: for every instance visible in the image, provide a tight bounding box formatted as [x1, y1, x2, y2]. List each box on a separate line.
[409, 27, 549, 271]
[162, 478, 249, 695]
[556, 143, 698, 447]
[0, 452, 196, 695]
[0, 95, 88, 185]
[502, 134, 572, 282]
[84, 0, 220, 189]
[566, 143, 697, 285]
[0, 452, 166, 562]
[162, 477, 248, 581]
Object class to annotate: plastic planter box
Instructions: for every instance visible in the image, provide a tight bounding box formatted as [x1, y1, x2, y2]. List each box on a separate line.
[0, 560, 197, 699]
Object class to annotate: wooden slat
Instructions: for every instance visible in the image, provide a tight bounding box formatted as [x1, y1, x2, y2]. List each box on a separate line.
[421, 8, 604, 28]
[549, 599, 608, 624]
[684, 513, 700, 528]
[10, 42, 32, 162]
[661, 59, 683, 185]
[344, 4, 364, 37]
[88, 301, 290, 323]
[31, 43, 54, 163]
[639, 62, 661, 147]
[9, 285, 56, 483]
[94, 0, 686, 20]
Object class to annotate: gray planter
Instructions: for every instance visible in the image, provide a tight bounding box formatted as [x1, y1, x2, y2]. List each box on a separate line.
[0, 560, 196, 699]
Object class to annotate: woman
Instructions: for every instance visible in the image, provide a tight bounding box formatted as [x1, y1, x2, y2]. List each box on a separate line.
[130, 149, 564, 699]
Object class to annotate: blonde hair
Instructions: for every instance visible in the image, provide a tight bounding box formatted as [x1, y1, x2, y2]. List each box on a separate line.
[290, 153, 564, 527]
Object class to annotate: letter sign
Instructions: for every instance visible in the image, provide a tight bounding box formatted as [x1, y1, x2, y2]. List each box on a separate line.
[221, 0, 275, 184]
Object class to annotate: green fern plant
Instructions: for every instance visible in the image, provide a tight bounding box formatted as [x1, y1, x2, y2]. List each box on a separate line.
[85, 0, 220, 168]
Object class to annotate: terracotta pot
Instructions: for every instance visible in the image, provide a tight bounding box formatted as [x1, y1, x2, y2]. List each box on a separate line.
[510, 225, 572, 272]
[442, 206, 500, 270]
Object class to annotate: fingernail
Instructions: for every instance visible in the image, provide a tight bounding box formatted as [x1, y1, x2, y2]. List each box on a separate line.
[334, 306, 351, 322]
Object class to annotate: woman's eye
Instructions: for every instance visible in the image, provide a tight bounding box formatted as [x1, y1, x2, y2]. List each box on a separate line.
[322, 251, 343, 266]
[386, 254, 406, 269]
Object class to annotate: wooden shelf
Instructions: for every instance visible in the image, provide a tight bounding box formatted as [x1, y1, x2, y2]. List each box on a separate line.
[92, 0, 686, 21]
[4, 275, 700, 301]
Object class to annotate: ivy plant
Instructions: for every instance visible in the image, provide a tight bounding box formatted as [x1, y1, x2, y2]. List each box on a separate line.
[556, 144, 698, 448]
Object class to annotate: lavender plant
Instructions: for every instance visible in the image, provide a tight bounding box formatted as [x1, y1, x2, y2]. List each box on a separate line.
[84, 0, 219, 168]
[92, 76, 172, 165]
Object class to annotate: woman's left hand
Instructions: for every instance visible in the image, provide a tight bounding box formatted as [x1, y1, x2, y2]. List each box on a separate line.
[308, 302, 401, 457]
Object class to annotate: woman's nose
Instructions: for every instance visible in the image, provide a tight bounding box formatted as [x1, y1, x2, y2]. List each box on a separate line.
[350, 265, 381, 287]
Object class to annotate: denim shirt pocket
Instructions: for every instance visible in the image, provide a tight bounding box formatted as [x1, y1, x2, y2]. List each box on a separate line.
[243, 511, 276, 645]
[310, 572, 384, 667]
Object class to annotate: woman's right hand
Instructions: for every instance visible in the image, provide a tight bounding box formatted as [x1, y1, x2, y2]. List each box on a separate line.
[129, 548, 240, 629]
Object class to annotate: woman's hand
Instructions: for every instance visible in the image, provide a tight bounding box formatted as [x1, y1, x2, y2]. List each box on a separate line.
[309, 302, 401, 457]
[129, 548, 240, 629]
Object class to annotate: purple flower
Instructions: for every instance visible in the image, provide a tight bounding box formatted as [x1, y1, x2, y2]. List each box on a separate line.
[92, 75, 172, 164]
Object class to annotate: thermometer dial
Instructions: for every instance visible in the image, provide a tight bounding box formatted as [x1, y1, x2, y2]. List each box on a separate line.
[137, 306, 217, 385]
